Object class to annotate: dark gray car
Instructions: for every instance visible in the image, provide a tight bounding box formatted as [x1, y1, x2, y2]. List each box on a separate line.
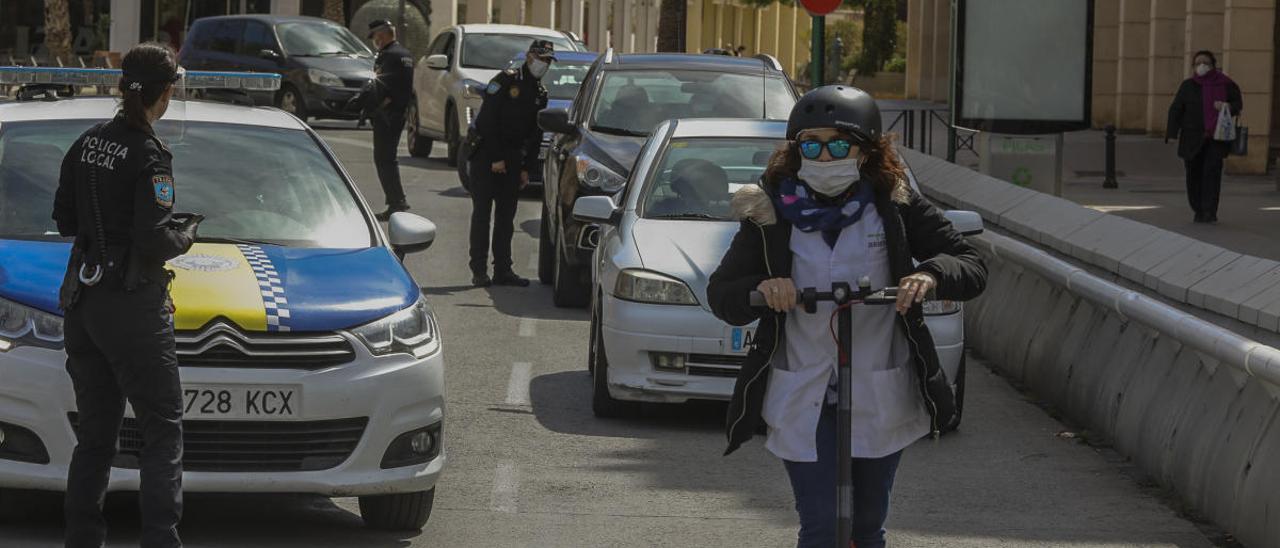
[179, 15, 375, 121]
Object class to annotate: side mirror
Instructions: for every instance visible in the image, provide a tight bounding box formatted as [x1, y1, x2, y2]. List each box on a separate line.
[424, 54, 449, 70]
[388, 212, 437, 257]
[944, 210, 984, 237]
[572, 195, 619, 225]
[259, 49, 282, 61]
[538, 107, 576, 135]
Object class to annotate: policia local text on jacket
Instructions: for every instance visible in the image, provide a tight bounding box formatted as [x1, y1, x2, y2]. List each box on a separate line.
[707, 180, 987, 456]
[53, 113, 195, 548]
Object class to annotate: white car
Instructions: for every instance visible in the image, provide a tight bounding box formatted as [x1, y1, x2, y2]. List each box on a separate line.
[407, 24, 583, 165]
[0, 68, 446, 530]
[572, 118, 983, 424]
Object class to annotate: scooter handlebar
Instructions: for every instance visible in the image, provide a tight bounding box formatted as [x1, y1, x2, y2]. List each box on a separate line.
[748, 286, 901, 309]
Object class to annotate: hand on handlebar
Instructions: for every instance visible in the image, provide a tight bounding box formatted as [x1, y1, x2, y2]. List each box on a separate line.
[754, 277, 797, 313]
[896, 272, 936, 315]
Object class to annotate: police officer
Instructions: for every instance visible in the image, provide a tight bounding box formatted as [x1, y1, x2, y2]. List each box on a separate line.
[51, 43, 199, 548]
[367, 19, 415, 221]
[466, 40, 553, 287]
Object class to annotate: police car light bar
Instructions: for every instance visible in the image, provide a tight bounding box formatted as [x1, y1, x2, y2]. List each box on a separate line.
[0, 66, 281, 91]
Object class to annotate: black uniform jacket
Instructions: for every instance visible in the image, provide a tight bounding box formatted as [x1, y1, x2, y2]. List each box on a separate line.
[707, 180, 987, 456]
[374, 40, 414, 113]
[1165, 77, 1243, 159]
[52, 116, 193, 287]
[473, 65, 547, 171]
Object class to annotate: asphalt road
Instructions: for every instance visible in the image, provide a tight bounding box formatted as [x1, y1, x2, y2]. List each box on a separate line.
[0, 121, 1219, 547]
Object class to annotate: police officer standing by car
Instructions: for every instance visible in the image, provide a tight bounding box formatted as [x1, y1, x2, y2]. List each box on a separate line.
[366, 19, 415, 221]
[465, 40, 554, 287]
[52, 43, 201, 548]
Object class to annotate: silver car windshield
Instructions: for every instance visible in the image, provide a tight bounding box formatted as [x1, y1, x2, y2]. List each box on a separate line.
[0, 119, 374, 248]
[641, 137, 782, 221]
[591, 71, 794, 136]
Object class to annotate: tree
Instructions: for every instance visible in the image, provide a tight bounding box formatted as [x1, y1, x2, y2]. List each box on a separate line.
[44, 0, 73, 64]
[324, 0, 346, 25]
[657, 0, 686, 52]
[854, 0, 896, 74]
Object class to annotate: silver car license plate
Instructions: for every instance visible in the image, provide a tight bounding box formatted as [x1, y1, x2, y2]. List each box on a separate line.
[727, 327, 756, 354]
[182, 384, 300, 419]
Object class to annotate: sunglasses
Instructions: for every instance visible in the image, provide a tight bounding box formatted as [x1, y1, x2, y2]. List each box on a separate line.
[798, 138, 853, 160]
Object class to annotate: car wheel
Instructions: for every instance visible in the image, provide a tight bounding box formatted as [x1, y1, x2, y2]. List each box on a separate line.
[358, 488, 435, 531]
[538, 202, 554, 285]
[591, 299, 639, 418]
[407, 102, 433, 157]
[445, 105, 460, 167]
[276, 85, 307, 122]
[552, 233, 589, 308]
[943, 353, 967, 433]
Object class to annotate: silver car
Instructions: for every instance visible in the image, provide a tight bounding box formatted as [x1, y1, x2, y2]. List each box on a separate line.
[572, 118, 984, 422]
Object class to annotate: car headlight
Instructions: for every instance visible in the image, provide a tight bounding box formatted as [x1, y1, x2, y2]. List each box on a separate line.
[922, 300, 960, 315]
[614, 269, 698, 306]
[0, 297, 64, 351]
[574, 153, 627, 193]
[307, 68, 343, 87]
[461, 78, 487, 98]
[349, 297, 440, 358]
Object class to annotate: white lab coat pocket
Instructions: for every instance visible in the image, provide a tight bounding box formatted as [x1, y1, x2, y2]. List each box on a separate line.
[867, 366, 923, 431]
[761, 367, 803, 429]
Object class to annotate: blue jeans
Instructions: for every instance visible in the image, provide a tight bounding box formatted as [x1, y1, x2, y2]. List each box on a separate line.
[783, 406, 903, 548]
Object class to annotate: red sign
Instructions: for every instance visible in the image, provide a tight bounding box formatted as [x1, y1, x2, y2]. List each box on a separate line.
[799, 0, 842, 16]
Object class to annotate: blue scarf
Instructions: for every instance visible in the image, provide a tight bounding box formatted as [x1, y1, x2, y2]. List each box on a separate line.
[772, 177, 875, 247]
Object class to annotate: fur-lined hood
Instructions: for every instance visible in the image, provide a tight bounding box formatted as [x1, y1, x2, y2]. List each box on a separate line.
[730, 178, 911, 226]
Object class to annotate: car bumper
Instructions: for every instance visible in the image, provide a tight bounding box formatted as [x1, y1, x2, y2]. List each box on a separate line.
[305, 84, 364, 119]
[0, 337, 446, 496]
[600, 294, 744, 403]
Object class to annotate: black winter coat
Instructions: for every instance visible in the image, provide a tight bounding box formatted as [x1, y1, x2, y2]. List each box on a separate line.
[1165, 76, 1243, 159]
[707, 180, 987, 456]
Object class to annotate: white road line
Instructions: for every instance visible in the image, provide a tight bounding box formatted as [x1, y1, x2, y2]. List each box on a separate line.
[505, 362, 532, 406]
[490, 460, 519, 513]
[518, 317, 537, 337]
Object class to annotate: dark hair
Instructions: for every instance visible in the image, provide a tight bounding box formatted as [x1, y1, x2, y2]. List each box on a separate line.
[118, 42, 178, 131]
[1193, 50, 1217, 67]
[762, 130, 909, 202]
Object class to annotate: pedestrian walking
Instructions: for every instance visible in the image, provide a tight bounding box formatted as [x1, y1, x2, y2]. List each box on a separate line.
[1166, 50, 1242, 224]
[465, 40, 554, 287]
[52, 42, 201, 548]
[367, 19, 415, 221]
[707, 86, 986, 548]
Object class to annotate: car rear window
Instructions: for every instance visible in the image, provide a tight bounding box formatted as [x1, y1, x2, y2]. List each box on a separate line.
[590, 70, 794, 135]
[461, 34, 576, 70]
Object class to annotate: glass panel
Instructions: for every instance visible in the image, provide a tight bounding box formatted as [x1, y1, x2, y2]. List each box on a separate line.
[460, 33, 575, 70]
[542, 59, 592, 101]
[209, 19, 245, 54]
[276, 21, 373, 58]
[640, 138, 782, 221]
[591, 71, 793, 135]
[240, 21, 277, 55]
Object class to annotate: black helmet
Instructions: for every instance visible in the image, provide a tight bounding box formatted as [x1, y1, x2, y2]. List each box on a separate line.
[785, 85, 881, 144]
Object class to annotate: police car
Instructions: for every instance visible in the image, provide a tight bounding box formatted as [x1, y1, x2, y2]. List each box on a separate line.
[0, 68, 445, 530]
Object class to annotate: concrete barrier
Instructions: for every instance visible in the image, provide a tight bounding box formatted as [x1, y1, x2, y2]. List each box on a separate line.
[899, 148, 1280, 547]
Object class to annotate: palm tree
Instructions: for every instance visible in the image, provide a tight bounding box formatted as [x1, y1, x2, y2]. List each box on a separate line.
[656, 0, 685, 52]
[324, 0, 346, 25]
[44, 0, 74, 65]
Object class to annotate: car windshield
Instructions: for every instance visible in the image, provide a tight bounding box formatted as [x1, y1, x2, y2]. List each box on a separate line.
[641, 137, 782, 221]
[461, 33, 575, 69]
[591, 70, 794, 135]
[543, 60, 592, 100]
[277, 21, 372, 57]
[0, 119, 373, 248]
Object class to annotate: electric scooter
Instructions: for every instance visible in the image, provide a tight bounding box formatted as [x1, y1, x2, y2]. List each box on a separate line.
[751, 278, 899, 548]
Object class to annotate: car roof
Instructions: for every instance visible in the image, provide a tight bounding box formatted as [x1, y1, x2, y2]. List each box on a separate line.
[609, 53, 781, 73]
[668, 118, 787, 139]
[456, 24, 569, 37]
[191, 14, 336, 26]
[508, 50, 598, 63]
[0, 97, 308, 130]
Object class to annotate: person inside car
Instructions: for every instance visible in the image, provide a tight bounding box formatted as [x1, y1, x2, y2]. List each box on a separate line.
[647, 159, 729, 218]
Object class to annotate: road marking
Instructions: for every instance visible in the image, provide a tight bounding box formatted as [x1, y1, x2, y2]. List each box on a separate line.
[490, 460, 519, 513]
[506, 362, 532, 406]
[518, 318, 536, 337]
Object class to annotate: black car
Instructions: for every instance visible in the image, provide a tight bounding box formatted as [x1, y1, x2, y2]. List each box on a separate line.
[536, 51, 798, 307]
[179, 15, 375, 121]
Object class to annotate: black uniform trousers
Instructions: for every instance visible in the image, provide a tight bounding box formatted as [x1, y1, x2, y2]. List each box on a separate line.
[373, 108, 408, 206]
[1185, 139, 1230, 219]
[63, 280, 183, 548]
[468, 151, 521, 275]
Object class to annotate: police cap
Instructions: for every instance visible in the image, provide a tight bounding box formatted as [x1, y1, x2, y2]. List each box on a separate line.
[528, 39, 556, 60]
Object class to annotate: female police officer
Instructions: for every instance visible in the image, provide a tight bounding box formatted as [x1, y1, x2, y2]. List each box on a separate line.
[52, 42, 200, 548]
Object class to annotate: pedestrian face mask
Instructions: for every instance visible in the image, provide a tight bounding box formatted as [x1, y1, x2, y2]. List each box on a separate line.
[528, 58, 550, 78]
[1195, 63, 1212, 77]
[798, 157, 862, 197]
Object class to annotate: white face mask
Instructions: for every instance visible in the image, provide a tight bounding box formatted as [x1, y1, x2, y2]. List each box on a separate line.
[1195, 63, 1212, 77]
[528, 59, 549, 78]
[797, 157, 861, 197]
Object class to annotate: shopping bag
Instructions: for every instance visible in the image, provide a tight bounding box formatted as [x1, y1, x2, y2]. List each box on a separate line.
[1231, 125, 1249, 156]
[1213, 103, 1236, 141]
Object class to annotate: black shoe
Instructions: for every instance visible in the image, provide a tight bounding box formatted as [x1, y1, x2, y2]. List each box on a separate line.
[492, 271, 530, 287]
[375, 203, 410, 221]
[472, 273, 492, 287]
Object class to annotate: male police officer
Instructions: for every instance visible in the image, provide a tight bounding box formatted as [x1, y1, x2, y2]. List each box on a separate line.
[366, 19, 414, 221]
[466, 40, 553, 287]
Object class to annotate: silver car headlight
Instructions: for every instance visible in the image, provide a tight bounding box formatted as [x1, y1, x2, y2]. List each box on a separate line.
[614, 269, 698, 306]
[349, 297, 439, 358]
[307, 68, 343, 87]
[575, 153, 627, 193]
[922, 300, 960, 316]
[0, 297, 64, 351]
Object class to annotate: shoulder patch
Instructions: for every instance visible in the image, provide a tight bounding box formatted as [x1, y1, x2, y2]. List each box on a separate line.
[153, 175, 174, 208]
[402, 57, 414, 68]
[486, 82, 501, 95]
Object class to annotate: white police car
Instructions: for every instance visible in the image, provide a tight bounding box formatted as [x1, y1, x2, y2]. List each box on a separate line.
[0, 68, 445, 530]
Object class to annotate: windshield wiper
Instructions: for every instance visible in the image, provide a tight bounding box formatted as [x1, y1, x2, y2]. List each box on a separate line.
[591, 125, 648, 137]
[196, 236, 279, 247]
[649, 213, 723, 220]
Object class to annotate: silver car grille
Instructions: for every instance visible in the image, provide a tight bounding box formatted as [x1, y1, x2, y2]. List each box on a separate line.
[686, 353, 746, 378]
[175, 322, 355, 370]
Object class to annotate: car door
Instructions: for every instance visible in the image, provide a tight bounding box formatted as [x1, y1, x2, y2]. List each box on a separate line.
[416, 31, 455, 136]
[545, 62, 600, 231]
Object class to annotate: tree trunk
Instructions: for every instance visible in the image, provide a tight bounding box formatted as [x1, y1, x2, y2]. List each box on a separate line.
[656, 0, 686, 53]
[323, 0, 346, 25]
[44, 0, 74, 65]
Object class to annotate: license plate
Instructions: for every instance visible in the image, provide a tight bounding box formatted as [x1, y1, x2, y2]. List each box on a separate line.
[728, 327, 757, 354]
[182, 384, 300, 419]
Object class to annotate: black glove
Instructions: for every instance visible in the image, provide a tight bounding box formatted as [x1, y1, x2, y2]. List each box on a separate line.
[170, 212, 205, 242]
